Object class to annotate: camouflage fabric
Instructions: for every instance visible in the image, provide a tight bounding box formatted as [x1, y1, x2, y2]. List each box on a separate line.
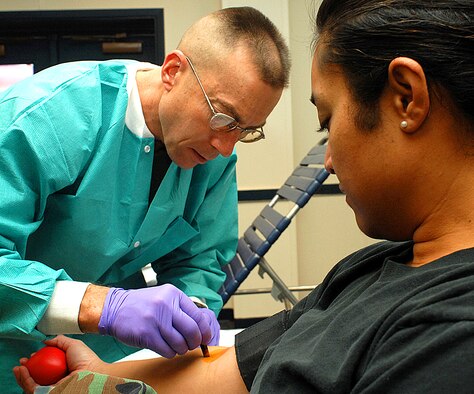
[35, 371, 157, 393]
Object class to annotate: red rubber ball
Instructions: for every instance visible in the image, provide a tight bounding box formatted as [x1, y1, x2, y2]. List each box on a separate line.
[25, 346, 68, 386]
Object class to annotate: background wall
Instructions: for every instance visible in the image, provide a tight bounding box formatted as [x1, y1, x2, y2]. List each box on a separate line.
[0, 0, 376, 318]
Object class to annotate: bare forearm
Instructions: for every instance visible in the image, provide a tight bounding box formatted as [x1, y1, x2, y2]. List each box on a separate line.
[102, 347, 248, 393]
[78, 284, 109, 333]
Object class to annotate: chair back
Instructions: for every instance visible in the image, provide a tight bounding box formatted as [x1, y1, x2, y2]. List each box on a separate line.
[219, 142, 329, 306]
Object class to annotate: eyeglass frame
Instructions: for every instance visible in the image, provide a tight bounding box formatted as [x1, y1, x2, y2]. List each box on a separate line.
[185, 56, 265, 143]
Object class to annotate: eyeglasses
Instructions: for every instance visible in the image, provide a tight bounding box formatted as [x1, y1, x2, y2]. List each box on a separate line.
[185, 56, 265, 143]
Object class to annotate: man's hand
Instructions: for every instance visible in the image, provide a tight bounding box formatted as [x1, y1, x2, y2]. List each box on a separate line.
[200, 308, 221, 346]
[98, 284, 215, 358]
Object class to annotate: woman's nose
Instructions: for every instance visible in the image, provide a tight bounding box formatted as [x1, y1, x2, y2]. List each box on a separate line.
[324, 144, 335, 174]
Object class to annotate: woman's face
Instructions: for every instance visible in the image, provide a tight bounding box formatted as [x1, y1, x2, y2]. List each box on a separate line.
[311, 45, 419, 240]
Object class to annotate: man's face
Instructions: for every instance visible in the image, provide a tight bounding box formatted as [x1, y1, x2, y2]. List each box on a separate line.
[159, 46, 283, 169]
[311, 45, 420, 240]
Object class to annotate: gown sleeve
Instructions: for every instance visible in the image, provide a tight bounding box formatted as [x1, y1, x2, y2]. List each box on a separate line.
[0, 68, 100, 340]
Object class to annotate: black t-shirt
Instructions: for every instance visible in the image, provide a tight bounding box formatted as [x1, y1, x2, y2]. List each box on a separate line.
[235, 241, 474, 393]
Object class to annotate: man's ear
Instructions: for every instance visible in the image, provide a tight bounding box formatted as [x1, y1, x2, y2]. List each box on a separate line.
[387, 57, 430, 133]
[161, 50, 186, 91]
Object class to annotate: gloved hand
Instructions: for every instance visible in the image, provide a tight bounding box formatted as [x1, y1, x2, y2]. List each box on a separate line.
[98, 284, 213, 358]
[199, 308, 220, 346]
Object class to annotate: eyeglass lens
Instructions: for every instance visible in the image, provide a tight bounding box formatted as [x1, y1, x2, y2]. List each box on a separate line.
[209, 113, 238, 132]
[210, 114, 264, 143]
[239, 130, 264, 143]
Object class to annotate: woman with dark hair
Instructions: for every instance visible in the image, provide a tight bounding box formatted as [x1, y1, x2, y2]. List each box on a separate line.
[15, 1, 474, 392]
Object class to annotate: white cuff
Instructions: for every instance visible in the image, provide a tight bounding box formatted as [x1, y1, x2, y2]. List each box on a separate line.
[37, 281, 90, 335]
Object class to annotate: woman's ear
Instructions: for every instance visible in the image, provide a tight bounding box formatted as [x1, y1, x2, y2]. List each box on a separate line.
[161, 50, 186, 91]
[387, 57, 430, 133]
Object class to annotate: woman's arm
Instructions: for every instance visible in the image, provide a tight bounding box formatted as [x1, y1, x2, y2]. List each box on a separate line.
[107, 346, 247, 393]
[14, 335, 248, 394]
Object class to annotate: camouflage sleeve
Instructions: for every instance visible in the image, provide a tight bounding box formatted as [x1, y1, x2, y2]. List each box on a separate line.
[37, 370, 157, 394]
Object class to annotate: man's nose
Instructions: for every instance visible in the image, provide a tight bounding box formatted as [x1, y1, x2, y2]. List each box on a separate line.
[211, 132, 239, 157]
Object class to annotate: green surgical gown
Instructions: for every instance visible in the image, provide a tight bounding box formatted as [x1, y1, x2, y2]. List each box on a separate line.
[0, 60, 238, 392]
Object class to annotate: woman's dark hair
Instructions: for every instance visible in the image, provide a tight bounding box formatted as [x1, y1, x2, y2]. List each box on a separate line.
[313, 0, 474, 129]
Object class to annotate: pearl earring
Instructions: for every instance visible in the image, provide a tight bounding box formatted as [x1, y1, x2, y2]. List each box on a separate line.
[400, 120, 408, 129]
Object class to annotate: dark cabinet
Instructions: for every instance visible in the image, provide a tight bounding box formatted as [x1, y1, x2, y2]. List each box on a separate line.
[0, 37, 52, 71]
[0, 9, 164, 73]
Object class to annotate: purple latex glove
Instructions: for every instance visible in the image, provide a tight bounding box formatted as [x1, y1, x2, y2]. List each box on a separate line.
[200, 308, 220, 346]
[98, 284, 213, 358]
